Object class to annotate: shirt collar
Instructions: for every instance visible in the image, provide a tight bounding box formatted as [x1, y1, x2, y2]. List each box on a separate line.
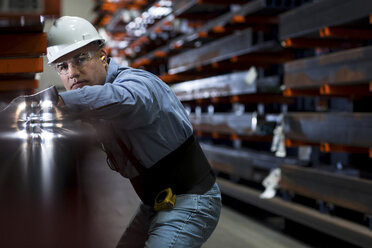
[105, 58, 120, 84]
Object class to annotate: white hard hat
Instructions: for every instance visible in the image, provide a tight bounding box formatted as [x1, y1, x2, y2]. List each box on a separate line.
[47, 16, 105, 64]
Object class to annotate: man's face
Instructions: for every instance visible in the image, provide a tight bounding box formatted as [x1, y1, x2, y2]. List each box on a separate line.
[53, 43, 108, 91]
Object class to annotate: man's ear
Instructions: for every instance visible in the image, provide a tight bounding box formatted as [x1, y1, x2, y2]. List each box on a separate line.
[99, 49, 108, 63]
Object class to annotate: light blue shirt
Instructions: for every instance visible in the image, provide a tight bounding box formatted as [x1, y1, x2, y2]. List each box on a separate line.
[60, 59, 193, 178]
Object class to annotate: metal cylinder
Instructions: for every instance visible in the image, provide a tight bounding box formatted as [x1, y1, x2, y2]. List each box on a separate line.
[0, 87, 97, 247]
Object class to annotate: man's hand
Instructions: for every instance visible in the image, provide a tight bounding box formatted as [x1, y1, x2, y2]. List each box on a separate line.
[24, 86, 59, 105]
[58, 95, 65, 106]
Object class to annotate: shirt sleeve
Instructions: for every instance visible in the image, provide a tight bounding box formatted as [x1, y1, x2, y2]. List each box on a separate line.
[60, 73, 159, 129]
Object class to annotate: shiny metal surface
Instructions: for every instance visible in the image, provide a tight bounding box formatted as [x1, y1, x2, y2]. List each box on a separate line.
[0, 86, 97, 247]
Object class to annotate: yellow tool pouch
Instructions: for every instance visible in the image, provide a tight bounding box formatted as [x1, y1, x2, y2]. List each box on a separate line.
[154, 188, 176, 212]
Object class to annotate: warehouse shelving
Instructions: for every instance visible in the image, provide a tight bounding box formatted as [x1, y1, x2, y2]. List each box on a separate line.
[168, 29, 293, 75]
[278, 0, 372, 158]
[0, 33, 47, 56]
[0, 0, 60, 104]
[171, 71, 294, 108]
[126, 14, 179, 59]
[218, 177, 372, 248]
[172, 0, 225, 19]
[280, 164, 372, 216]
[93, 0, 372, 246]
[93, 0, 152, 27]
[130, 0, 305, 82]
[202, 143, 305, 183]
[265, 1, 372, 245]
[170, 0, 302, 53]
[126, 0, 236, 71]
[280, 0, 372, 51]
[130, 0, 301, 72]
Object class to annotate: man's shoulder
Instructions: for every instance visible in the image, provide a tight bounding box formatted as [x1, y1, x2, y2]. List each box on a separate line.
[116, 67, 163, 84]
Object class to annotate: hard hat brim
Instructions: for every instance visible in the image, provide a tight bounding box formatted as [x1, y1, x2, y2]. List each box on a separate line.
[47, 38, 105, 64]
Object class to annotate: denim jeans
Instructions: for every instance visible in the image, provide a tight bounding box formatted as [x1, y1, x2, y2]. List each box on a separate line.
[116, 183, 222, 248]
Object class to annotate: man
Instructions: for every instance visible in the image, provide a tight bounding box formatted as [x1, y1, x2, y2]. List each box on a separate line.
[47, 16, 221, 247]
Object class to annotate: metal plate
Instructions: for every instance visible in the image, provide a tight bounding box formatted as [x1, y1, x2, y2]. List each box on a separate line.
[280, 164, 372, 214]
[201, 143, 303, 180]
[172, 71, 280, 101]
[283, 112, 372, 148]
[190, 113, 277, 136]
[169, 28, 255, 74]
[279, 0, 372, 39]
[284, 45, 372, 88]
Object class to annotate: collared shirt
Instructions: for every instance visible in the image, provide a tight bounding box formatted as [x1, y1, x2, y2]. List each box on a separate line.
[60, 59, 193, 178]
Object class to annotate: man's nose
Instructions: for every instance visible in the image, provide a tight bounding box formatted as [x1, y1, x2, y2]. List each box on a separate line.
[66, 63, 80, 77]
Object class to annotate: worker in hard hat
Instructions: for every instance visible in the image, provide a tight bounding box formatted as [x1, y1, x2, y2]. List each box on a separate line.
[47, 16, 221, 247]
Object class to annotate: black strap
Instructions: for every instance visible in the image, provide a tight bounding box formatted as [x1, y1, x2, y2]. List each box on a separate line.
[107, 125, 214, 206]
[110, 125, 146, 175]
[130, 134, 215, 205]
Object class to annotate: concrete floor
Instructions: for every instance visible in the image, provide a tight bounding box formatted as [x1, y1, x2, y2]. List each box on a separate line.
[80, 149, 310, 248]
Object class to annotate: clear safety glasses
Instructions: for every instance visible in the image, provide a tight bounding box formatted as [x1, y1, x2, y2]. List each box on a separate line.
[54, 50, 99, 75]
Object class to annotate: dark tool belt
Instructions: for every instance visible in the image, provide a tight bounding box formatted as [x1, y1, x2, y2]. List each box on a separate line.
[126, 134, 215, 206]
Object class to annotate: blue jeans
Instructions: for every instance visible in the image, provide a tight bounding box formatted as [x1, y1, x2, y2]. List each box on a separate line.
[116, 183, 222, 248]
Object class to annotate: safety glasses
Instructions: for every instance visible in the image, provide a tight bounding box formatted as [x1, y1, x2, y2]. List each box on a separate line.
[54, 50, 99, 75]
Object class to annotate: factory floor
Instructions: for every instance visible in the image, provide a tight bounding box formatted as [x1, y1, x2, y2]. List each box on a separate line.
[81, 150, 310, 248]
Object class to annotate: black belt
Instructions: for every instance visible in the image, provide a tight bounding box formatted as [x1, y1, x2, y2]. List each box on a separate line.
[130, 134, 215, 205]
[110, 131, 215, 206]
